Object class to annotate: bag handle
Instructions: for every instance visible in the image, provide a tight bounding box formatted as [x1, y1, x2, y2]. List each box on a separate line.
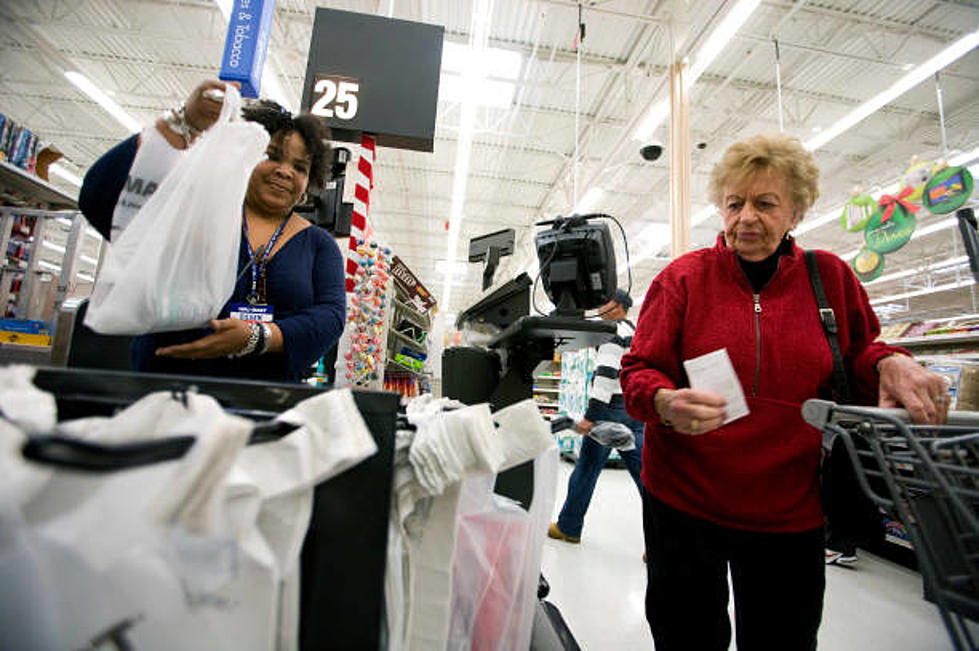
[804, 250, 851, 403]
[215, 83, 243, 125]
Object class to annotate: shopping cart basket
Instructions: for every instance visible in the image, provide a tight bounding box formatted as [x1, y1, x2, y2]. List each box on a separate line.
[802, 399, 979, 650]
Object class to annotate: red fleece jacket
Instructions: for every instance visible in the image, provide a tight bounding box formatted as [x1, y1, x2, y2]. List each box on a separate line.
[620, 235, 901, 532]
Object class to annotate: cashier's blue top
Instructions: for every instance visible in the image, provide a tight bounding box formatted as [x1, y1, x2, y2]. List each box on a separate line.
[79, 134, 347, 383]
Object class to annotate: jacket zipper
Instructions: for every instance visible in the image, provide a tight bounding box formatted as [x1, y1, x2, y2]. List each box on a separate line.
[752, 293, 762, 396]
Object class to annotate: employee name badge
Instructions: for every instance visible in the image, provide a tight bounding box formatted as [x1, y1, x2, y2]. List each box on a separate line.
[228, 302, 274, 322]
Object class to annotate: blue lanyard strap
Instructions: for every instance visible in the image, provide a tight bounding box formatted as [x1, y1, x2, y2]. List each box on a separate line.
[242, 206, 290, 304]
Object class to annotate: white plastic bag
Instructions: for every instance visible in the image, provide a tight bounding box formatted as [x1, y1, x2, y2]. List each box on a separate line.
[85, 86, 269, 334]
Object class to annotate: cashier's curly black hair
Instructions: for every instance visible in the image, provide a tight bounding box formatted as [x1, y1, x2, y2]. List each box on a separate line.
[242, 99, 331, 191]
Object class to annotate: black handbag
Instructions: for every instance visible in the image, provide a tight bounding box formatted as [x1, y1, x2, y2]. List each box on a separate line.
[805, 251, 884, 550]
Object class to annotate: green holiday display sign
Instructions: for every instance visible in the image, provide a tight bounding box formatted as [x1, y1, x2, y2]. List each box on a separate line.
[851, 247, 884, 282]
[923, 166, 974, 214]
[863, 187, 919, 254]
[840, 193, 876, 232]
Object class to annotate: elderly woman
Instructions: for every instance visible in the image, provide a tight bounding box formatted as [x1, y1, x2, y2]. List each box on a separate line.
[620, 133, 948, 650]
[79, 81, 345, 382]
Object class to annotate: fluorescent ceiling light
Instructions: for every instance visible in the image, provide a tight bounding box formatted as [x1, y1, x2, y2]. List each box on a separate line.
[870, 278, 974, 305]
[77, 272, 95, 282]
[80, 255, 99, 267]
[436, 260, 469, 276]
[863, 255, 969, 287]
[439, 76, 516, 108]
[574, 187, 605, 214]
[442, 0, 495, 311]
[64, 71, 140, 133]
[41, 240, 66, 254]
[805, 28, 979, 151]
[633, 100, 669, 142]
[48, 163, 82, 187]
[37, 260, 62, 273]
[633, 0, 762, 142]
[686, 0, 762, 85]
[441, 41, 522, 79]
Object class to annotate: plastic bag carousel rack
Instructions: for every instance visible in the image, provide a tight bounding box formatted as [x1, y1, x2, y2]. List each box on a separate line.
[802, 399, 979, 651]
[25, 366, 399, 650]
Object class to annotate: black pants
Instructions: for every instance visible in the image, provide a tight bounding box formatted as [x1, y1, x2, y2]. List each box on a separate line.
[643, 491, 825, 651]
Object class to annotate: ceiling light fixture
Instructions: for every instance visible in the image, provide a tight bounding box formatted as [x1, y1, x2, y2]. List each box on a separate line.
[870, 278, 975, 306]
[805, 28, 979, 151]
[633, 0, 762, 142]
[64, 71, 141, 134]
[441, 0, 495, 311]
[574, 187, 606, 215]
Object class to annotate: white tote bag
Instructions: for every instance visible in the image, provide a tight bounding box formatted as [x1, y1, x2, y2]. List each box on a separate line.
[85, 86, 269, 335]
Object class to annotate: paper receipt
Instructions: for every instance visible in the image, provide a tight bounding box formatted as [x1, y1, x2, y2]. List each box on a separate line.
[682, 348, 750, 425]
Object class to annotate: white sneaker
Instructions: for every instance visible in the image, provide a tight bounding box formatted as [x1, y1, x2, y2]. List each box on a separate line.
[825, 549, 857, 566]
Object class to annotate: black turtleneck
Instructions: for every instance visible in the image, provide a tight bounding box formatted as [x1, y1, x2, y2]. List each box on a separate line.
[737, 237, 793, 293]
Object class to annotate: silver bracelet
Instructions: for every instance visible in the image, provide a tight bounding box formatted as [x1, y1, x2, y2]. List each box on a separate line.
[229, 322, 261, 358]
[162, 103, 203, 147]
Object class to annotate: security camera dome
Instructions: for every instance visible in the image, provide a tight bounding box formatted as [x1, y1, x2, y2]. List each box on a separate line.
[640, 142, 664, 161]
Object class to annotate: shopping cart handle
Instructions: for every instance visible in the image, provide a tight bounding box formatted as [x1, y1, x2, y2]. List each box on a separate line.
[801, 399, 835, 429]
[803, 398, 979, 428]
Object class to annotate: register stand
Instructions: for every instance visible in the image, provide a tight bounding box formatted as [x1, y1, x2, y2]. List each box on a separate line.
[442, 275, 615, 508]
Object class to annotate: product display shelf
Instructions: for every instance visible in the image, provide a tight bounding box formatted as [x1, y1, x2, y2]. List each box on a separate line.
[0, 159, 77, 210]
[384, 268, 433, 398]
[532, 359, 562, 422]
[0, 161, 102, 365]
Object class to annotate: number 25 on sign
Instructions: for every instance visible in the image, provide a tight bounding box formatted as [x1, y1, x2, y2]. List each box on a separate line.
[311, 75, 360, 120]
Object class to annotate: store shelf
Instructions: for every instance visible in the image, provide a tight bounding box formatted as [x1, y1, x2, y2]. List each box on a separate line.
[885, 533, 914, 550]
[532, 387, 560, 393]
[390, 328, 426, 352]
[0, 160, 77, 209]
[886, 332, 979, 348]
[393, 297, 430, 329]
[534, 401, 559, 408]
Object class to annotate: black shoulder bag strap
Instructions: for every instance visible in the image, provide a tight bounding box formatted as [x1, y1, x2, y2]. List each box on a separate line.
[804, 250, 851, 404]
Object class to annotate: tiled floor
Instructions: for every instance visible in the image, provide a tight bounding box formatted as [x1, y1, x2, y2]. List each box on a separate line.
[540, 460, 954, 650]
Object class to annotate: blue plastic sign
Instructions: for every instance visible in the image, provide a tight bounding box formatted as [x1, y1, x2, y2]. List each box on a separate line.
[219, 0, 276, 99]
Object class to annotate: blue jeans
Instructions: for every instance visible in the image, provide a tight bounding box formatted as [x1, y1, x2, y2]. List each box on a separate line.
[556, 399, 644, 538]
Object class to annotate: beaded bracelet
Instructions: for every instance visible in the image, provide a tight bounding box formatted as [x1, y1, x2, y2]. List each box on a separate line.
[229, 322, 261, 358]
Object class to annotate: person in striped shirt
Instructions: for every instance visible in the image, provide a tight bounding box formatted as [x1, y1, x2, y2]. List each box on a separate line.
[548, 288, 644, 544]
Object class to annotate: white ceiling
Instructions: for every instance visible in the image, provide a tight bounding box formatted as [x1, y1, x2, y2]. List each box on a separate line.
[2, 0, 978, 323]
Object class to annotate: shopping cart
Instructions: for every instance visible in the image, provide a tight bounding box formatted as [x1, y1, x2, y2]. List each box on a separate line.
[802, 399, 979, 650]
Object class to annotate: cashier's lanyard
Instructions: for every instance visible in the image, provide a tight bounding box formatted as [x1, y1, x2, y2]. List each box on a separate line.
[242, 206, 290, 306]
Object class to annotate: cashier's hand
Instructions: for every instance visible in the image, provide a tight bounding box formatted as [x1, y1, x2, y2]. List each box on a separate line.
[654, 388, 727, 435]
[155, 319, 252, 359]
[575, 419, 593, 435]
[878, 354, 950, 425]
[184, 79, 237, 133]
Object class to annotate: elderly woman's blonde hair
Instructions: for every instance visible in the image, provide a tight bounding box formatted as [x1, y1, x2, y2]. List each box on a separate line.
[708, 133, 820, 225]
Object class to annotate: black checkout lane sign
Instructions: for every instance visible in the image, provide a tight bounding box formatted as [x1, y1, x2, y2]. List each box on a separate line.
[310, 75, 361, 121]
[301, 7, 443, 152]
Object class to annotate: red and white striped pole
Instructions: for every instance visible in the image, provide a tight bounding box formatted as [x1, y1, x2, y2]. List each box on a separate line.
[345, 134, 375, 291]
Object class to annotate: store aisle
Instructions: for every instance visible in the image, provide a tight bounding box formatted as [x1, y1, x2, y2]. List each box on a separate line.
[541, 460, 952, 650]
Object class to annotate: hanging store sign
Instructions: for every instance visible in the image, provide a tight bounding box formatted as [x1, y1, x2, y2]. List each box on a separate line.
[390, 256, 436, 312]
[924, 166, 974, 214]
[218, 0, 276, 98]
[301, 8, 444, 152]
